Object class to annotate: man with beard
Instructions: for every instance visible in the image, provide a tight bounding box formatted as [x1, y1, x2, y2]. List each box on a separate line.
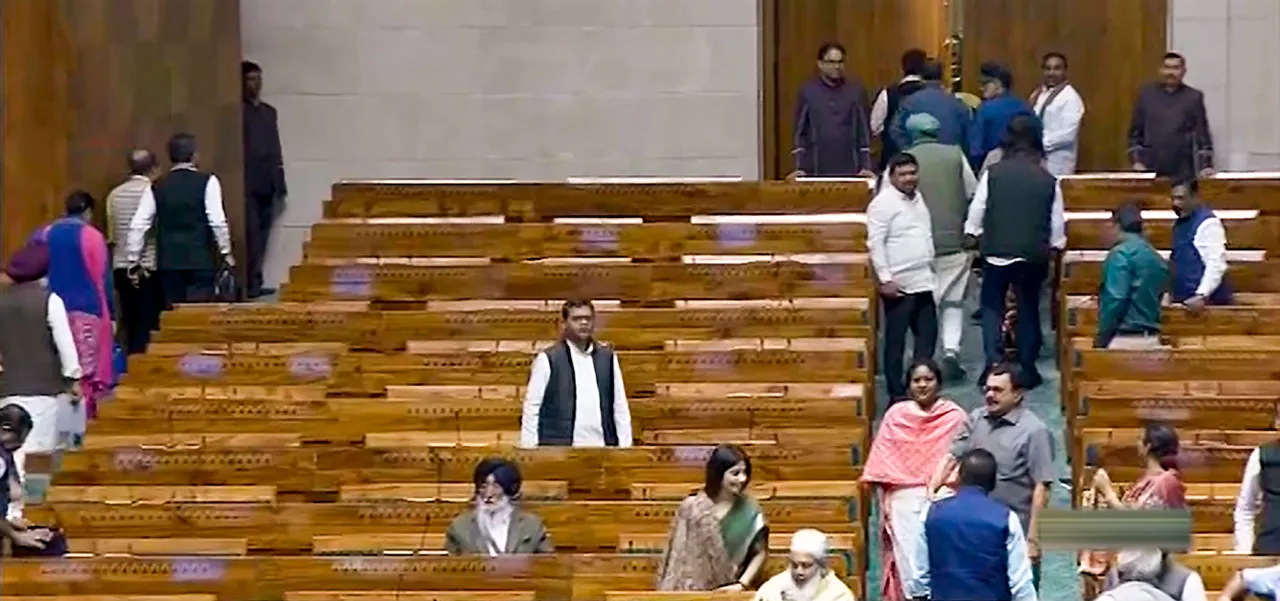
[1029, 52, 1085, 176]
[444, 458, 552, 555]
[790, 42, 875, 177]
[520, 299, 633, 447]
[754, 529, 856, 601]
[1169, 176, 1231, 313]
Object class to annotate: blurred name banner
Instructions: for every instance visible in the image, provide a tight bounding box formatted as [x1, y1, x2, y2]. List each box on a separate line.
[1038, 509, 1191, 550]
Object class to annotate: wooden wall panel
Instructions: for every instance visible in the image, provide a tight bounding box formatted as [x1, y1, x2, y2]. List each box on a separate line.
[959, 0, 1168, 171]
[60, 0, 246, 271]
[0, 0, 72, 256]
[761, 0, 951, 179]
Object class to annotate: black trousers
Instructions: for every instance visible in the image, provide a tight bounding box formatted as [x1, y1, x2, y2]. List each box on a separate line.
[980, 260, 1048, 378]
[112, 268, 163, 355]
[159, 269, 216, 307]
[245, 192, 278, 295]
[881, 291, 938, 399]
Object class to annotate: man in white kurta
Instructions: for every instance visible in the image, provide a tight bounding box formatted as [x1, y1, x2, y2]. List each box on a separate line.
[1030, 52, 1085, 176]
[754, 529, 857, 601]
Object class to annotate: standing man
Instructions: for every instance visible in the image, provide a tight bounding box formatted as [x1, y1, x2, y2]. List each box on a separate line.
[1093, 203, 1168, 350]
[889, 60, 972, 157]
[242, 61, 286, 299]
[1170, 177, 1231, 313]
[909, 448, 1038, 601]
[969, 62, 1037, 170]
[1030, 52, 1085, 176]
[905, 113, 977, 381]
[790, 42, 875, 178]
[1128, 52, 1215, 178]
[106, 149, 163, 355]
[964, 116, 1065, 389]
[867, 153, 937, 403]
[1233, 436, 1280, 554]
[927, 363, 1056, 593]
[127, 133, 235, 306]
[870, 48, 929, 173]
[520, 299, 633, 448]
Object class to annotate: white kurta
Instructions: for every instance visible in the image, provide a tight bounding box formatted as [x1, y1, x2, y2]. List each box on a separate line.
[1031, 83, 1085, 176]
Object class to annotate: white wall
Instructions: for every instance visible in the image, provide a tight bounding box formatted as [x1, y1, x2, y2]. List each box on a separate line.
[1170, 0, 1280, 171]
[241, 0, 762, 287]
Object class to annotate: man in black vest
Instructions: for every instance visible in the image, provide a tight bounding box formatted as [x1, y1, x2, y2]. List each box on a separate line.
[519, 299, 633, 448]
[870, 48, 928, 172]
[1232, 441, 1280, 554]
[126, 133, 234, 306]
[963, 116, 1064, 389]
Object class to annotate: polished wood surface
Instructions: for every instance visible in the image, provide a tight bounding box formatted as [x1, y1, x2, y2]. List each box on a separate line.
[959, 0, 1169, 171]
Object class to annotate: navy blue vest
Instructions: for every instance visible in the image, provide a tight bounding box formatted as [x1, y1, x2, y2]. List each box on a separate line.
[926, 486, 1013, 601]
[1170, 206, 1232, 304]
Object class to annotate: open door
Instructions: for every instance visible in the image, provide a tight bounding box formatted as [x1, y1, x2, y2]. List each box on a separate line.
[760, 0, 953, 179]
[957, 0, 1168, 170]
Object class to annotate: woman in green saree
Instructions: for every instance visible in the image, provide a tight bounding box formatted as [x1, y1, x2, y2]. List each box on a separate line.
[656, 444, 769, 591]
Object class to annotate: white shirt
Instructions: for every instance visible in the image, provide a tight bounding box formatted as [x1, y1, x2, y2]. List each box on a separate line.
[964, 170, 1067, 266]
[477, 505, 513, 556]
[1030, 83, 1085, 176]
[1188, 215, 1228, 298]
[866, 184, 936, 294]
[125, 164, 232, 262]
[1234, 447, 1264, 552]
[46, 292, 83, 380]
[871, 75, 924, 137]
[1096, 578, 1206, 601]
[520, 343, 633, 448]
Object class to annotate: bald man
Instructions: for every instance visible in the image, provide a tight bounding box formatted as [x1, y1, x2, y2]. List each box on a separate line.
[106, 149, 163, 354]
[754, 529, 857, 601]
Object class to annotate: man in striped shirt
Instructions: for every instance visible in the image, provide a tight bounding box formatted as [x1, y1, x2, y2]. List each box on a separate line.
[106, 149, 162, 355]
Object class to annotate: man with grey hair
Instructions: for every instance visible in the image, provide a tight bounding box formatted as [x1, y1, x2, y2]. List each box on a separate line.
[754, 529, 856, 601]
[1096, 549, 1205, 601]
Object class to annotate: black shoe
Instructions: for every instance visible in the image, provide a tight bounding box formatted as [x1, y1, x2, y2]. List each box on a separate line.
[1021, 369, 1045, 390]
[940, 353, 966, 383]
[970, 308, 983, 324]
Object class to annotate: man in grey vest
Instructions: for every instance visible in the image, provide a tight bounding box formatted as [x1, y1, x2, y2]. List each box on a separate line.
[126, 133, 234, 307]
[963, 116, 1065, 389]
[906, 113, 978, 382]
[1100, 548, 1204, 601]
[519, 299, 633, 448]
[107, 149, 163, 354]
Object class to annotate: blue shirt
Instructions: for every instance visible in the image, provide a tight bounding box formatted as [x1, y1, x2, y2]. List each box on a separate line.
[969, 93, 1037, 169]
[908, 492, 1038, 601]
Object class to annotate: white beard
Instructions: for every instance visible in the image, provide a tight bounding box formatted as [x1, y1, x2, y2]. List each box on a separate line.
[783, 572, 822, 601]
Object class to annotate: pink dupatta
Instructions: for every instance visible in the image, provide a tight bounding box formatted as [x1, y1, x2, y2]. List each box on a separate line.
[862, 398, 967, 601]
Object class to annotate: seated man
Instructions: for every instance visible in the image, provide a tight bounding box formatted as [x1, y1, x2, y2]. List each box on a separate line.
[444, 457, 552, 555]
[1169, 177, 1231, 313]
[1094, 203, 1169, 350]
[0, 403, 63, 555]
[754, 529, 856, 601]
[1098, 549, 1205, 601]
[910, 448, 1036, 601]
[520, 299, 633, 448]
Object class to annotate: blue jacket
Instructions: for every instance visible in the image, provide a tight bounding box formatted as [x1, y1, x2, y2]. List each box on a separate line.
[1171, 205, 1232, 304]
[969, 94, 1037, 169]
[888, 83, 972, 157]
[910, 486, 1037, 601]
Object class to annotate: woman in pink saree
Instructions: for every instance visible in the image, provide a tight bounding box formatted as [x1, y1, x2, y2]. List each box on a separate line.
[32, 191, 115, 418]
[1079, 423, 1186, 598]
[861, 358, 967, 601]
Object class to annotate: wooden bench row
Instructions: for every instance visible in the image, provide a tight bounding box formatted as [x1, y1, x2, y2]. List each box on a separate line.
[27, 500, 859, 553]
[1, 555, 860, 601]
[303, 217, 1280, 260]
[320, 176, 1280, 219]
[45, 443, 863, 495]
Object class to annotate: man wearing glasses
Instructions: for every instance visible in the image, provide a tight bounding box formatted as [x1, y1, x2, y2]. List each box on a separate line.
[790, 42, 875, 178]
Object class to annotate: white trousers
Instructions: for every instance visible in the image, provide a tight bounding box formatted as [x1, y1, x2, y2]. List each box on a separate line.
[886, 486, 932, 598]
[932, 253, 972, 355]
[1106, 335, 1166, 350]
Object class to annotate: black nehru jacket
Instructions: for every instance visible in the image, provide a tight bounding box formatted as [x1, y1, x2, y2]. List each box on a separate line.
[154, 170, 217, 271]
[878, 79, 928, 171]
[980, 159, 1057, 263]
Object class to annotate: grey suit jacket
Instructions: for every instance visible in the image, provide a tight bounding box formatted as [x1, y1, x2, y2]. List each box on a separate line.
[445, 509, 553, 555]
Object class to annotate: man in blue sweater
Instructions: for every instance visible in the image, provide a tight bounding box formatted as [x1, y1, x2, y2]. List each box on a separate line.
[909, 448, 1037, 601]
[969, 62, 1037, 170]
[888, 60, 972, 160]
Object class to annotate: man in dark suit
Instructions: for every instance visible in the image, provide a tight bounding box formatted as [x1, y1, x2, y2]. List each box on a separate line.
[242, 60, 286, 299]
